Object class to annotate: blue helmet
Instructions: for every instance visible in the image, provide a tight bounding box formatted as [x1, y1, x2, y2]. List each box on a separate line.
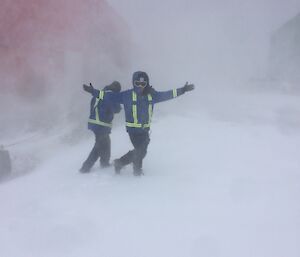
[132, 71, 149, 88]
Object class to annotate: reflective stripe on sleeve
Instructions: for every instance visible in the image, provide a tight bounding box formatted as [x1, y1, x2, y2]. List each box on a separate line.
[173, 89, 177, 98]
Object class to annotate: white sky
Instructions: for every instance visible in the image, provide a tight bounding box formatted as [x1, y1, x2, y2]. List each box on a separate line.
[107, 0, 300, 88]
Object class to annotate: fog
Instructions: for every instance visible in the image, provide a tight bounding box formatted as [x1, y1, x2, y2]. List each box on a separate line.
[1, 2, 300, 256]
[0, 0, 132, 139]
[109, 0, 300, 88]
[1, 0, 300, 139]
[1, 0, 299, 174]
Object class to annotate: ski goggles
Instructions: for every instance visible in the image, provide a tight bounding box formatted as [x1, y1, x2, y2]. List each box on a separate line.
[134, 80, 147, 88]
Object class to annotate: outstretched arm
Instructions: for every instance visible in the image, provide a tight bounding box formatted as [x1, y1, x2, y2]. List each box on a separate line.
[83, 83, 95, 95]
[83, 83, 105, 99]
[83, 83, 124, 104]
[152, 82, 194, 104]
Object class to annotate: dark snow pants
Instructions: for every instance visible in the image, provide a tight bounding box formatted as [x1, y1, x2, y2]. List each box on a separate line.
[118, 132, 150, 172]
[81, 131, 111, 171]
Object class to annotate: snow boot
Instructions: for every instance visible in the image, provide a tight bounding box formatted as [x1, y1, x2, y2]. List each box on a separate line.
[100, 162, 111, 169]
[114, 159, 123, 174]
[79, 164, 91, 173]
[133, 167, 144, 176]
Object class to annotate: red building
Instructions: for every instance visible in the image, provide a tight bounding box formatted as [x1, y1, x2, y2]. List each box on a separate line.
[0, 0, 131, 98]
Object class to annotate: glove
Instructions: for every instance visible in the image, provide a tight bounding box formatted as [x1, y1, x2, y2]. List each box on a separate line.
[83, 83, 94, 93]
[182, 82, 195, 93]
[142, 85, 156, 95]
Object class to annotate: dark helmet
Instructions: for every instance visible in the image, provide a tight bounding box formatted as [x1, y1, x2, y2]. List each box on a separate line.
[104, 81, 121, 92]
[132, 71, 149, 88]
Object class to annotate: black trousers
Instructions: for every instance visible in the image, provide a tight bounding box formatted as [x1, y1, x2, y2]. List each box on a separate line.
[118, 132, 150, 171]
[81, 131, 111, 171]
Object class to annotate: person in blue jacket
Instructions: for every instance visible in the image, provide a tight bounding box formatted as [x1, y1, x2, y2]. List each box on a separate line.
[79, 81, 121, 173]
[94, 71, 194, 176]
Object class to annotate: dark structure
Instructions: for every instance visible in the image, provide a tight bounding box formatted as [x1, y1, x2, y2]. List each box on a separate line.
[0, 147, 12, 179]
[269, 13, 300, 87]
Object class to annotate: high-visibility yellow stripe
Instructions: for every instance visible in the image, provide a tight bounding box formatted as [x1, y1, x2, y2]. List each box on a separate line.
[126, 122, 151, 128]
[99, 90, 104, 100]
[132, 91, 138, 124]
[126, 122, 142, 128]
[95, 106, 100, 122]
[127, 91, 153, 129]
[148, 94, 153, 125]
[173, 89, 177, 98]
[148, 104, 152, 124]
[93, 98, 100, 109]
[91, 90, 110, 127]
[88, 119, 112, 127]
[94, 90, 104, 108]
[132, 91, 137, 101]
[132, 104, 138, 124]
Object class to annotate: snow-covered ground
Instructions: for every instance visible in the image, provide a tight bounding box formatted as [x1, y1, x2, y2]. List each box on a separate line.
[0, 90, 300, 257]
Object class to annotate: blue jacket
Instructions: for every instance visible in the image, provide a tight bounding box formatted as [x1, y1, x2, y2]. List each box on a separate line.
[88, 90, 121, 134]
[92, 86, 185, 134]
